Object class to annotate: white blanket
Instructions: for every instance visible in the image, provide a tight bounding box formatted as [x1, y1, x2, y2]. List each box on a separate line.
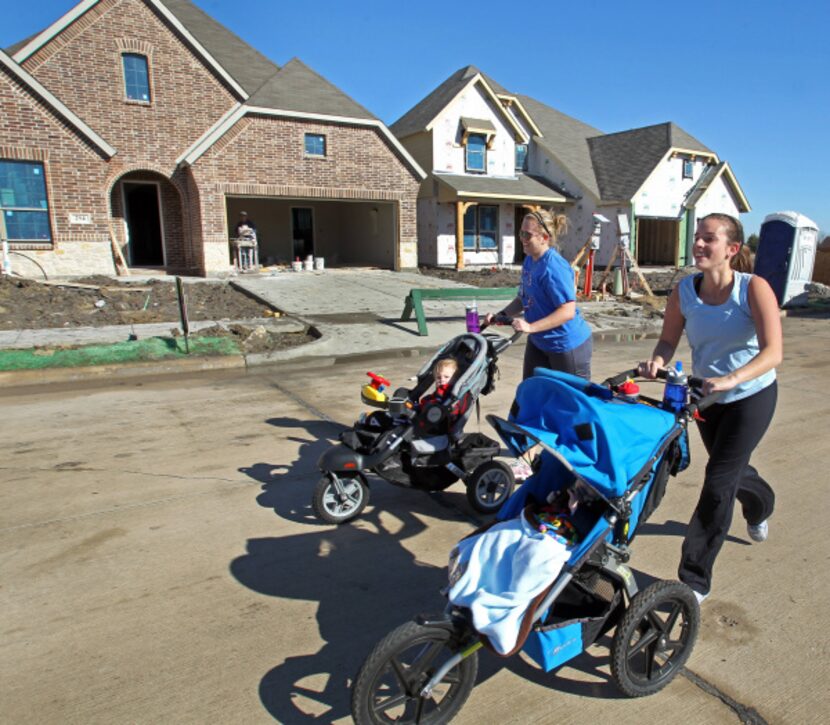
[448, 514, 571, 655]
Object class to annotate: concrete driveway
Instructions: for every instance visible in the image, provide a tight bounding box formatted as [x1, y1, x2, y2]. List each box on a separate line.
[0, 315, 827, 723]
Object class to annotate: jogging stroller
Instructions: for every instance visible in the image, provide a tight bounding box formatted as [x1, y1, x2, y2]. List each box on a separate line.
[351, 366, 717, 724]
[313, 329, 521, 524]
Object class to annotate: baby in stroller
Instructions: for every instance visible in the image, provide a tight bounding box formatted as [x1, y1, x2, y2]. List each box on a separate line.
[351, 367, 722, 724]
[313, 330, 520, 524]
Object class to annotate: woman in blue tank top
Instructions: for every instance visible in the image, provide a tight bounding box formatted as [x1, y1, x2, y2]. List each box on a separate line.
[638, 213, 782, 604]
[484, 209, 592, 380]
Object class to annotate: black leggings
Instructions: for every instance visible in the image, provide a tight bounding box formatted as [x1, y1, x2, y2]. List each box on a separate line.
[679, 381, 777, 595]
[522, 335, 592, 381]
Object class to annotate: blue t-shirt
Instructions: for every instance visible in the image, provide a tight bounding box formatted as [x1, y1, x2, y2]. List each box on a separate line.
[520, 248, 592, 353]
[678, 272, 776, 404]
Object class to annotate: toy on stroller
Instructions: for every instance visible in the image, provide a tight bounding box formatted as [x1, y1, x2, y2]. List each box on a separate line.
[351, 366, 719, 724]
[313, 327, 521, 524]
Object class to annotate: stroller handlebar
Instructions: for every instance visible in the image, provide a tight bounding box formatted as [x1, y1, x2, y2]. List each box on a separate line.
[479, 317, 522, 354]
[603, 367, 723, 416]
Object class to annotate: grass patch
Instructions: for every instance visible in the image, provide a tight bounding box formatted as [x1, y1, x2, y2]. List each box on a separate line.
[0, 336, 241, 371]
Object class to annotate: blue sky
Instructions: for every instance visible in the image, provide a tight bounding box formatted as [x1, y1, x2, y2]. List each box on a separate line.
[2, 0, 827, 237]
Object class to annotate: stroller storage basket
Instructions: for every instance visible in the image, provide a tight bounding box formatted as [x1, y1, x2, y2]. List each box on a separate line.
[523, 577, 622, 672]
[457, 432, 500, 469]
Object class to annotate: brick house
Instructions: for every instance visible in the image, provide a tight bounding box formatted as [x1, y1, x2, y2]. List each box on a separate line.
[2, 0, 424, 278]
[392, 65, 749, 269]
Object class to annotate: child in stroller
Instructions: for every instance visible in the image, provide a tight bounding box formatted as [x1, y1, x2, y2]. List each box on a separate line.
[350, 366, 721, 724]
[313, 329, 520, 525]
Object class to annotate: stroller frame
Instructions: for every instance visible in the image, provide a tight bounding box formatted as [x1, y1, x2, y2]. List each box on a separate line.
[313, 330, 521, 524]
[352, 367, 718, 723]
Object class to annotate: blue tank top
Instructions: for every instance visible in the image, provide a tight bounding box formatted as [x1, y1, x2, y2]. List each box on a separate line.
[678, 272, 776, 404]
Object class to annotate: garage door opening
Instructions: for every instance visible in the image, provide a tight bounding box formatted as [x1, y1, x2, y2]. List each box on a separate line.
[226, 197, 398, 269]
[636, 218, 679, 266]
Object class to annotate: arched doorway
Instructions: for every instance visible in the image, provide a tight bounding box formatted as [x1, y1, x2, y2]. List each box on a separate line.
[110, 171, 185, 271]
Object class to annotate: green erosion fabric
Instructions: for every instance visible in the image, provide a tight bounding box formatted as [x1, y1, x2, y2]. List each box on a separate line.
[0, 336, 240, 371]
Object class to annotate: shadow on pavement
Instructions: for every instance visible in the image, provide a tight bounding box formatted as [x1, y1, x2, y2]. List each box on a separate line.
[635, 518, 747, 546]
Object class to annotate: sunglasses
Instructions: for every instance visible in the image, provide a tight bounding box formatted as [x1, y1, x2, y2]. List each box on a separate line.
[518, 230, 536, 242]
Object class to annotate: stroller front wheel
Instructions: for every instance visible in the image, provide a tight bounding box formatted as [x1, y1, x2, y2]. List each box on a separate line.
[351, 620, 478, 725]
[312, 472, 369, 524]
[610, 579, 700, 697]
[466, 460, 515, 514]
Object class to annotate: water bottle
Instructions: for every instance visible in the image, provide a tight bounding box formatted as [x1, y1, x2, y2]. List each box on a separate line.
[465, 301, 480, 333]
[662, 361, 688, 413]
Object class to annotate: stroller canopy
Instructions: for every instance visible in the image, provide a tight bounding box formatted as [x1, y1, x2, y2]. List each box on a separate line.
[502, 369, 679, 498]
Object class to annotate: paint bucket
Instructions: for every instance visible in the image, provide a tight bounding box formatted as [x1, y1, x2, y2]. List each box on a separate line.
[303, 258, 313, 271]
[291, 260, 303, 272]
[314, 257, 325, 271]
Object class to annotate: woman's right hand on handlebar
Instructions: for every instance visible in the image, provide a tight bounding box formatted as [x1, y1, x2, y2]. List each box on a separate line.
[637, 360, 663, 379]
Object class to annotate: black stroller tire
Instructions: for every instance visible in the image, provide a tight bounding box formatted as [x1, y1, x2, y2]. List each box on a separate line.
[312, 472, 369, 524]
[610, 580, 700, 698]
[351, 620, 478, 725]
[466, 460, 515, 514]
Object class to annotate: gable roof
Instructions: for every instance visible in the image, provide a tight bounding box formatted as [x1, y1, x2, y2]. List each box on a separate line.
[0, 49, 115, 157]
[246, 58, 375, 119]
[159, 0, 279, 96]
[587, 122, 712, 202]
[390, 66, 479, 139]
[11, 0, 254, 98]
[684, 160, 750, 212]
[390, 65, 530, 141]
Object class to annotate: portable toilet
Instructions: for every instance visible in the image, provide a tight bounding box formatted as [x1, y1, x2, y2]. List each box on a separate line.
[754, 211, 819, 307]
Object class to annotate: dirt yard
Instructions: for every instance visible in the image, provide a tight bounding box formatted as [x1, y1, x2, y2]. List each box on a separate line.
[0, 275, 314, 353]
[418, 264, 693, 295]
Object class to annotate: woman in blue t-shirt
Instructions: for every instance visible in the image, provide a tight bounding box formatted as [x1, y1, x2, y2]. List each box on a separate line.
[638, 213, 783, 604]
[486, 209, 592, 380]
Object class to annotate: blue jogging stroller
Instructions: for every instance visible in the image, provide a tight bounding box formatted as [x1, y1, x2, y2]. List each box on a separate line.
[351, 366, 717, 724]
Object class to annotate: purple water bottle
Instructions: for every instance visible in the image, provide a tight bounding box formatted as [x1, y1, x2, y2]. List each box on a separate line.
[465, 301, 480, 333]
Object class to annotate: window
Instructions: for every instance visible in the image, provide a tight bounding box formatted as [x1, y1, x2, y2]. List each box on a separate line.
[0, 160, 51, 243]
[465, 133, 486, 172]
[515, 144, 528, 172]
[463, 205, 498, 251]
[682, 159, 694, 179]
[122, 53, 150, 102]
[304, 133, 326, 157]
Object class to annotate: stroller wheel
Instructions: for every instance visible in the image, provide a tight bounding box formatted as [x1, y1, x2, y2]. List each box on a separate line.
[312, 472, 369, 524]
[466, 460, 515, 514]
[351, 620, 478, 725]
[610, 580, 700, 698]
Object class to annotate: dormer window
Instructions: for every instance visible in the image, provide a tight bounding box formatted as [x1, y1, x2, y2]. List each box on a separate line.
[461, 118, 495, 174]
[122, 53, 150, 102]
[682, 159, 694, 179]
[465, 133, 486, 172]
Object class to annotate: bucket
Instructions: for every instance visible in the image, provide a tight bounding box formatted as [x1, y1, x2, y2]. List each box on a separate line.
[291, 260, 302, 272]
[303, 259, 313, 271]
[314, 257, 325, 271]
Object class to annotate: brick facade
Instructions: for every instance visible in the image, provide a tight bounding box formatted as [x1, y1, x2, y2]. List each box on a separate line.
[3, 0, 421, 277]
[0, 62, 112, 278]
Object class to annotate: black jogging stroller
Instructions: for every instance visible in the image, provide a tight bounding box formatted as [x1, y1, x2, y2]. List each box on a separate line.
[312, 328, 521, 524]
[350, 366, 720, 723]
